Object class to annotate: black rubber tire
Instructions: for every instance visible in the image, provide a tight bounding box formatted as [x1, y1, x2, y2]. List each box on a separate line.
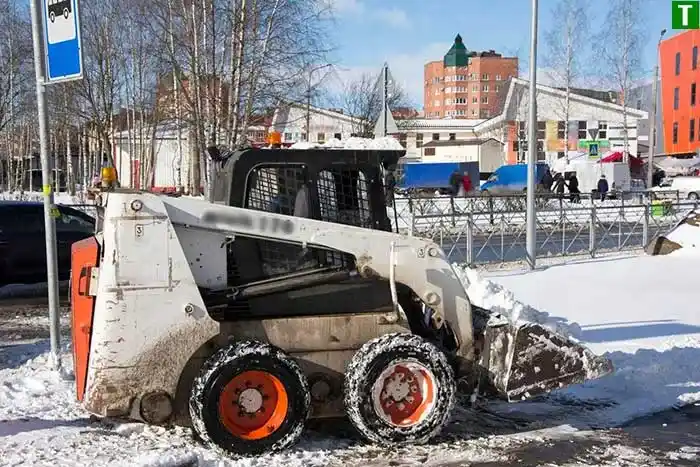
[189, 340, 311, 456]
[689, 192, 699, 200]
[343, 333, 456, 446]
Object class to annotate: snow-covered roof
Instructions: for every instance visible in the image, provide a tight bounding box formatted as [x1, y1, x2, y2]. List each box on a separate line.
[273, 102, 364, 126]
[289, 136, 404, 151]
[397, 118, 486, 130]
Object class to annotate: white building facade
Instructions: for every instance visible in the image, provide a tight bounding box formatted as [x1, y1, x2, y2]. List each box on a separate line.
[270, 104, 364, 145]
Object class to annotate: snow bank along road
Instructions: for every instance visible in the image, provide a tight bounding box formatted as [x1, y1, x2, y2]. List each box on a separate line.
[2, 252, 700, 466]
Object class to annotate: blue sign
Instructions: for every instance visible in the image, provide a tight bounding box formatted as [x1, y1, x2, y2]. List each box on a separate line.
[589, 143, 599, 158]
[42, 0, 83, 83]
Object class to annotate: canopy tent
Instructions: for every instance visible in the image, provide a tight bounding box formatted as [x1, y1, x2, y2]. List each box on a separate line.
[655, 156, 700, 176]
[598, 151, 645, 169]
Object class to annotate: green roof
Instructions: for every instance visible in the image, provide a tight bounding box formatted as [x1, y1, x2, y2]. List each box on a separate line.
[444, 34, 469, 67]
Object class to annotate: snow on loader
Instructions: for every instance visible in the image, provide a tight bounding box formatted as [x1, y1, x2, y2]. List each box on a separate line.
[70, 147, 612, 455]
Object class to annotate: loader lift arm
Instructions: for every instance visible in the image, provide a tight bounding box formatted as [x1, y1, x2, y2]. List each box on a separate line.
[159, 195, 477, 361]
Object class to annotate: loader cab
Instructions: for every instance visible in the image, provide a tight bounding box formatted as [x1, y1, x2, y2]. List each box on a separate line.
[206, 147, 404, 320]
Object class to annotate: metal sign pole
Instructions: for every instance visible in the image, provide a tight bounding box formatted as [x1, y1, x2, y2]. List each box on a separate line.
[525, 0, 539, 270]
[30, 0, 62, 370]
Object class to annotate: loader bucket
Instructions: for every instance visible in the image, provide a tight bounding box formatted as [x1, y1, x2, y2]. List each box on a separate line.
[477, 321, 614, 402]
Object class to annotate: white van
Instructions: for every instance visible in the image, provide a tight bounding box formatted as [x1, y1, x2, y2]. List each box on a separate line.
[652, 176, 700, 200]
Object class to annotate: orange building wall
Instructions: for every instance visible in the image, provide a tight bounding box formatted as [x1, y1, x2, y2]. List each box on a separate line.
[660, 30, 700, 156]
[423, 56, 518, 119]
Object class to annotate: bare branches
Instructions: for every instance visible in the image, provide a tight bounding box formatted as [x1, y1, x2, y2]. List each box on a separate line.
[336, 70, 411, 136]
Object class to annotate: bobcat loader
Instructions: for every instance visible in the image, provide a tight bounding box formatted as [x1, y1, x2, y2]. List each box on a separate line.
[70, 147, 612, 456]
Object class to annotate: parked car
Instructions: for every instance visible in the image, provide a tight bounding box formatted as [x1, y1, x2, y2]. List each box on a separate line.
[650, 176, 700, 200]
[0, 201, 96, 285]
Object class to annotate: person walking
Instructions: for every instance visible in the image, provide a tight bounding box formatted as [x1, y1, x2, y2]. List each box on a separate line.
[541, 168, 554, 192]
[553, 173, 566, 200]
[568, 174, 581, 203]
[597, 174, 609, 202]
[449, 170, 462, 196]
[461, 171, 473, 195]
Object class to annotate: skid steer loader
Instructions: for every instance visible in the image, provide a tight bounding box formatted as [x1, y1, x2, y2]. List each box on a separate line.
[70, 147, 613, 456]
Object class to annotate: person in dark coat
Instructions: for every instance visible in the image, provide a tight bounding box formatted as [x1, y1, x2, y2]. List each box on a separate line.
[448, 170, 462, 196]
[568, 174, 581, 203]
[541, 169, 554, 192]
[597, 174, 609, 202]
[553, 173, 566, 199]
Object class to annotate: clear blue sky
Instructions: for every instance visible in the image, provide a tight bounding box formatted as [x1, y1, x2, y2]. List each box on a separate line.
[327, 0, 676, 107]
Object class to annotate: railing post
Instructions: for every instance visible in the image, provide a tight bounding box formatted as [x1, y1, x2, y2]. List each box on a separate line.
[450, 196, 456, 228]
[409, 209, 415, 237]
[590, 203, 597, 258]
[466, 212, 474, 265]
[642, 202, 649, 247]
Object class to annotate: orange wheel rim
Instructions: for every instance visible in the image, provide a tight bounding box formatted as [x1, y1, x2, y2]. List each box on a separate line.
[371, 361, 436, 427]
[218, 370, 289, 440]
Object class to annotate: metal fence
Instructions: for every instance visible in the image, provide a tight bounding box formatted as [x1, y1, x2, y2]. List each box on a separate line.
[388, 192, 696, 265]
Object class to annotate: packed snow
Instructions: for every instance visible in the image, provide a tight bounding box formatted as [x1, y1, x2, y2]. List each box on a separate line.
[289, 136, 404, 151]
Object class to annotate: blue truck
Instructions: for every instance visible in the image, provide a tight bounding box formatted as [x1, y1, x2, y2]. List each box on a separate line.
[480, 163, 551, 193]
[395, 161, 480, 194]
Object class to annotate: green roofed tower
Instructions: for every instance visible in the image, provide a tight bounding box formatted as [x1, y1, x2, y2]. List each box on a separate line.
[424, 34, 519, 119]
[444, 34, 469, 67]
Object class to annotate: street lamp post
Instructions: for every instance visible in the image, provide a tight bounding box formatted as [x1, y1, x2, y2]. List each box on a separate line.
[304, 63, 333, 142]
[647, 29, 666, 189]
[525, 0, 539, 270]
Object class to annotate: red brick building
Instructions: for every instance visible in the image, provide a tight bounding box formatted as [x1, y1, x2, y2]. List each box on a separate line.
[660, 30, 700, 156]
[424, 34, 518, 119]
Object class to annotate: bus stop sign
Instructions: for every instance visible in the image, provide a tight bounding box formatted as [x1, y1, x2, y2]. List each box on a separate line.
[42, 0, 83, 83]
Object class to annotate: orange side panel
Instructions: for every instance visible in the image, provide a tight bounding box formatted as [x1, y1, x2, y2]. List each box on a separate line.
[70, 236, 100, 402]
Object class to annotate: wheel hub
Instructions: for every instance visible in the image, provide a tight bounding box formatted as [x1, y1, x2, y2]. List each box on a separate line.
[238, 388, 264, 414]
[371, 361, 437, 427]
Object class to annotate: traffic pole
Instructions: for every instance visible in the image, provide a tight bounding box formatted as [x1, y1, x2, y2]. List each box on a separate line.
[525, 0, 539, 270]
[647, 29, 666, 190]
[30, 0, 62, 371]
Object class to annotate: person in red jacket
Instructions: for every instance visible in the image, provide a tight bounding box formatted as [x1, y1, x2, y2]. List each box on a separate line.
[461, 171, 473, 194]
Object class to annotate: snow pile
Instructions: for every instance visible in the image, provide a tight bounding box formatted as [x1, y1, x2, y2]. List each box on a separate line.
[289, 136, 404, 151]
[662, 210, 700, 251]
[0, 190, 89, 205]
[453, 263, 583, 339]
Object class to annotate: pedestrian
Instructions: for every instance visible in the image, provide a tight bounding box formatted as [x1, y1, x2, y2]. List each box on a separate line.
[461, 171, 473, 195]
[568, 174, 581, 203]
[449, 170, 462, 196]
[597, 174, 609, 202]
[542, 168, 554, 192]
[553, 173, 566, 200]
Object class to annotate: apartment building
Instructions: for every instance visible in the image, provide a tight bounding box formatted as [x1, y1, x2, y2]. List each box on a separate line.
[660, 30, 700, 157]
[423, 34, 518, 119]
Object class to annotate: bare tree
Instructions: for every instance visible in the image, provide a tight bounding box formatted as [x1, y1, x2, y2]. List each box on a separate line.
[337, 70, 411, 136]
[596, 0, 648, 162]
[543, 0, 589, 161]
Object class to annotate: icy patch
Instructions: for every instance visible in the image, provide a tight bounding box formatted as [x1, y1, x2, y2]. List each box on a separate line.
[453, 263, 583, 339]
[289, 136, 404, 151]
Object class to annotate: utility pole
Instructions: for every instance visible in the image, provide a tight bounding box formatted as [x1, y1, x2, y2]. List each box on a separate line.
[525, 0, 539, 270]
[648, 29, 666, 190]
[382, 64, 388, 137]
[30, 0, 62, 370]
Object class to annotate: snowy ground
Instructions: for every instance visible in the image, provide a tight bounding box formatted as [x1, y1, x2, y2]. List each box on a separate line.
[2, 255, 700, 465]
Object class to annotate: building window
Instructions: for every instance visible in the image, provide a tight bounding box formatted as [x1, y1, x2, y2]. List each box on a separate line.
[472, 96, 478, 104]
[317, 133, 325, 144]
[537, 121, 546, 140]
[449, 133, 456, 140]
[676, 52, 681, 76]
[301, 133, 307, 141]
[432, 133, 440, 141]
[472, 84, 478, 92]
[598, 121, 608, 139]
[692, 83, 697, 106]
[674, 87, 680, 110]
[557, 121, 565, 139]
[416, 133, 423, 148]
[636, 99, 642, 110]
[673, 122, 678, 144]
[557, 152, 565, 159]
[480, 109, 490, 118]
[399, 133, 407, 148]
[471, 109, 477, 116]
[496, 74, 502, 81]
[334, 133, 342, 140]
[691, 119, 696, 142]
[537, 141, 545, 161]
[495, 84, 501, 92]
[694, 46, 698, 70]
[424, 147, 436, 156]
[284, 132, 292, 141]
[578, 121, 587, 139]
[481, 96, 488, 104]
[481, 73, 488, 80]
[482, 84, 489, 92]
[455, 97, 467, 104]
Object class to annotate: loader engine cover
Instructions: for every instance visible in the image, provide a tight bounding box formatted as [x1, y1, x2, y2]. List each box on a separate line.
[478, 322, 614, 401]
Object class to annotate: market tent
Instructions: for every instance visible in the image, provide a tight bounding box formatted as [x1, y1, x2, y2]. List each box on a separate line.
[598, 151, 645, 169]
[656, 156, 700, 176]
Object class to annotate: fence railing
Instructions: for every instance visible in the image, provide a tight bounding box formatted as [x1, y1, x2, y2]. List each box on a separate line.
[389, 192, 695, 265]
